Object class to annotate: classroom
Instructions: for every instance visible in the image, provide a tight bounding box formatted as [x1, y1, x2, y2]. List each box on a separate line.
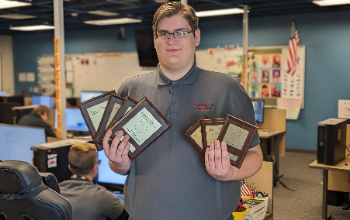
[1, 0, 350, 220]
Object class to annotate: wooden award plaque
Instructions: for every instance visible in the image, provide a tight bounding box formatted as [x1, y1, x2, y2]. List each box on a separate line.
[183, 115, 208, 154]
[79, 90, 116, 150]
[217, 114, 258, 168]
[99, 96, 138, 144]
[200, 118, 226, 153]
[109, 97, 171, 160]
[93, 94, 125, 148]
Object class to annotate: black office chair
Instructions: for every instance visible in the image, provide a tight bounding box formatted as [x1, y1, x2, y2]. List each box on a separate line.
[0, 160, 73, 220]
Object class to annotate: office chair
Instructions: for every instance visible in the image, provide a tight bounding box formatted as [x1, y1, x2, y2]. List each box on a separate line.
[0, 160, 73, 220]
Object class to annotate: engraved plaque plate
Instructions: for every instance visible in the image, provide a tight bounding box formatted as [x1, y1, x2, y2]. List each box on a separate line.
[217, 114, 258, 168]
[109, 97, 171, 160]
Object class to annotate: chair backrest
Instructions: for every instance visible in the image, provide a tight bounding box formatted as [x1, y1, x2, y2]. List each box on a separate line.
[0, 160, 73, 220]
[40, 172, 61, 194]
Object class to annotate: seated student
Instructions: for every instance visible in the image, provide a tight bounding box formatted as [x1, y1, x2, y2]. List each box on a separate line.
[17, 105, 56, 137]
[59, 143, 128, 220]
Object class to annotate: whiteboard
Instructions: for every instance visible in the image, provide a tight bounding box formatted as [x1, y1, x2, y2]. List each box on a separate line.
[72, 50, 233, 97]
[72, 52, 156, 97]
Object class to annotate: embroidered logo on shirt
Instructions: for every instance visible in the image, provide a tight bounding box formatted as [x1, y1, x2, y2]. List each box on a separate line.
[191, 101, 213, 112]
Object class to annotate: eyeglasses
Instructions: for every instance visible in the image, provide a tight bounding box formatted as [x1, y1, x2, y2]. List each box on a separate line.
[155, 30, 193, 40]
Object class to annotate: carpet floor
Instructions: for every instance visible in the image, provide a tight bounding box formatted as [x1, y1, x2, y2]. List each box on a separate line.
[273, 152, 350, 220]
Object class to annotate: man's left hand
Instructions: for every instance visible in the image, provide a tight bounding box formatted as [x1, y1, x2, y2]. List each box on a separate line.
[205, 140, 234, 181]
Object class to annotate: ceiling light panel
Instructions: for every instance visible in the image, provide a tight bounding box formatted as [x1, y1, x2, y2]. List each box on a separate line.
[0, 0, 31, 9]
[0, 14, 36, 20]
[313, 0, 350, 6]
[85, 18, 142, 25]
[88, 10, 119, 16]
[10, 25, 54, 31]
[195, 8, 245, 17]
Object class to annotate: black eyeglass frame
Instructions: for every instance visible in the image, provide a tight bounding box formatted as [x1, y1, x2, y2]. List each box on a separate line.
[155, 30, 194, 40]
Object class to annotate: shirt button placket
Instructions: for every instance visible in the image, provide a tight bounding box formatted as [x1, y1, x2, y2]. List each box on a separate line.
[169, 82, 179, 114]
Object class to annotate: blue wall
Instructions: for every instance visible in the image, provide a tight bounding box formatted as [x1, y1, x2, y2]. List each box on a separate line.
[12, 10, 350, 151]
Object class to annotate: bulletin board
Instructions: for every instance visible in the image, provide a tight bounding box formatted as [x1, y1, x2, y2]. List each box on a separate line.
[195, 46, 306, 109]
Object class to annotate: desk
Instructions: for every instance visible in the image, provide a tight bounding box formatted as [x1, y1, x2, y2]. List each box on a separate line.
[309, 158, 350, 220]
[259, 130, 285, 177]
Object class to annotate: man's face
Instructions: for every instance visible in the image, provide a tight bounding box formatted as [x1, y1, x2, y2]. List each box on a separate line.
[42, 112, 49, 121]
[154, 14, 200, 70]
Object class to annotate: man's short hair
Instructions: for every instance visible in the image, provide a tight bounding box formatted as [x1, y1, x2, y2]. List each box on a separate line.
[33, 105, 51, 119]
[68, 143, 97, 175]
[262, 85, 267, 89]
[152, 1, 199, 35]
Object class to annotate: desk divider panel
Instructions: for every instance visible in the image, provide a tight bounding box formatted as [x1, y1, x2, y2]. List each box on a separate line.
[257, 108, 286, 157]
[24, 97, 32, 106]
[245, 161, 274, 215]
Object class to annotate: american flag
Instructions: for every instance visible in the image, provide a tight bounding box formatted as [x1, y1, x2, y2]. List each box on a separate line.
[287, 22, 300, 76]
[240, 182, 251, 198]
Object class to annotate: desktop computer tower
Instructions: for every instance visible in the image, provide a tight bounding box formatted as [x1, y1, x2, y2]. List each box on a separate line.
[32, 140, 88, 182]
[317, 118, 347, 166]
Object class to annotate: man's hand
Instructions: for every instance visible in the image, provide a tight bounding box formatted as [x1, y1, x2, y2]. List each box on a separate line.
[205, 140, 234, 181]
[102, 130, 131, 175]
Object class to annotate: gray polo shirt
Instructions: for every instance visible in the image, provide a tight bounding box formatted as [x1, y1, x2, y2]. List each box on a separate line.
[59, 179, 125, 220]
[118, 62, 259, 220]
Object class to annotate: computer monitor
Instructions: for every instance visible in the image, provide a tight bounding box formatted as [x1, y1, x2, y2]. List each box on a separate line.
[0, 91, 7, 96]
[0, 124, 46, 163]
[54, 107, 89, 132]
[97, 151, 128, 188]
[252, 100, 264, 123]
[80, 91, 105, 103]
[31, 95, 54, 109]
[0, 95, 24, 106]
[0, 102, 21, 124]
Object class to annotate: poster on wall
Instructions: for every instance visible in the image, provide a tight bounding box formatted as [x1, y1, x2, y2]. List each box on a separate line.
[249, 84, 260, 98]
[247, 51, 282, 101]
[203, 48, 243, 82]
[37, 56, 55, 95]
[246, 45, 305, 108]
[281, 46, 305, 107]
[225, 53, 242, 80]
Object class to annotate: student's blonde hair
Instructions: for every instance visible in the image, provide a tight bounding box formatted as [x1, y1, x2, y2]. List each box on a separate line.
[33, 105, 51, 119]
[68, 143, 97, 175]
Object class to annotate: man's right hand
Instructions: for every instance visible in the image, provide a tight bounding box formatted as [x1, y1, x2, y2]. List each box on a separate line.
[102, 130, 131, 175]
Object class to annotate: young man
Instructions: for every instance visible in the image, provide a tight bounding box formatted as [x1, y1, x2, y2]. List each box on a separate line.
[59, 143, 128, 220]
[17, 105, 56, 137]
[102, 2, 263, 219]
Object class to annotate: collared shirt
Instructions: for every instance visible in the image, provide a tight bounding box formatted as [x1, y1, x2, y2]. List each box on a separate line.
[59, 179, 125, 220]
[17, 111, 56, 137]
[118, 62, 259, 220]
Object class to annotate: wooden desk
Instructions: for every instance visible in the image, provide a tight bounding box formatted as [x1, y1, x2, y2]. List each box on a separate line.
[259, 130, 286, 177]
[245, 161, 274, 220]
[309, 158, 350, 220]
